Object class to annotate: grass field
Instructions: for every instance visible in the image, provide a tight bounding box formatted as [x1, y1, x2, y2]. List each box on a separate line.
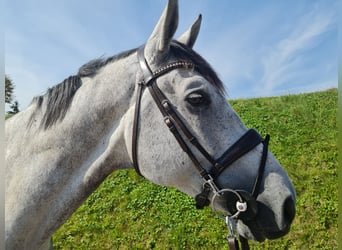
[53, 89, 338, 249]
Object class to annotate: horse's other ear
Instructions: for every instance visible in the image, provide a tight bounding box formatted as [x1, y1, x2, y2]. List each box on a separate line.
[178, 14, 202, 48]
[145, 0, 178, 65]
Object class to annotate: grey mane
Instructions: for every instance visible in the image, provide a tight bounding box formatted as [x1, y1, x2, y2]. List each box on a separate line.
[29, 48, 137, 129]
[29, 42, 223, 129]
[78, 48, 138, 78]
[30, 76, 82, 129]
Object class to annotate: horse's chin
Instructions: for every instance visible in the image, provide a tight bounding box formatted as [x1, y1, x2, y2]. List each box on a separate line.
[236, 219, 291, 242]
[236, 220, 266, 242]
[262, 225, 291, 240]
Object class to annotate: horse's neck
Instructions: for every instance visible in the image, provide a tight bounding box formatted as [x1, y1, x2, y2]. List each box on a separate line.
[5, 53, 140, 248]
[7, 53, 139, 180]
[65, 54, 139, 180]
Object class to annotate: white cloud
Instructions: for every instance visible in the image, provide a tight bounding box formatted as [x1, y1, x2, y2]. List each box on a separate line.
[194, 4, 286, 97]
[192, 1, 337, 99]
[260, 5, 337, 96]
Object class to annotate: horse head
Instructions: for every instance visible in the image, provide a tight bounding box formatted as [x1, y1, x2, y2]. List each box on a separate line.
[127, 0, 296, 243]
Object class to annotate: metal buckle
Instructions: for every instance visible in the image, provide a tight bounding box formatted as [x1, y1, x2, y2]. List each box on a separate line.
[203, 174, 220, 195]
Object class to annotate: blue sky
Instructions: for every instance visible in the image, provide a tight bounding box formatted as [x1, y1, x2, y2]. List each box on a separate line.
[5, 0, 338, 110]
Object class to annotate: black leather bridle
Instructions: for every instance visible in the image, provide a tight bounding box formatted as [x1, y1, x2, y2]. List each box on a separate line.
[132, 46, 270, 250]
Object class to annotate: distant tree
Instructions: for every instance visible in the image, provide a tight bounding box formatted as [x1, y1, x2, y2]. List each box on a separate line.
[5, 75, 14, 104]
[8, 100, 20, 115]
[5, 75, 20, 115]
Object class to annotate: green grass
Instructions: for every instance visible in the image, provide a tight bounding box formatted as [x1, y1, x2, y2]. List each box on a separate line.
[5, 114, 13, 120]
[54, 89, 337, 249]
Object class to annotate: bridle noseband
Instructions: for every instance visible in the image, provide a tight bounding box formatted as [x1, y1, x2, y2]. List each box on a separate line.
[132, 46, 270, 250]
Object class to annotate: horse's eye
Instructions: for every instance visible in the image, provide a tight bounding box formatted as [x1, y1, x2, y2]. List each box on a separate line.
[186, 92, 209, 106]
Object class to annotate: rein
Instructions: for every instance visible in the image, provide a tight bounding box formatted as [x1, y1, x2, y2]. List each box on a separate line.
[132, 46, 270, 250]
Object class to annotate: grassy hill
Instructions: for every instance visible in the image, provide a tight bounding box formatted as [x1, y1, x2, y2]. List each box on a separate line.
[54, 89, 338, 249]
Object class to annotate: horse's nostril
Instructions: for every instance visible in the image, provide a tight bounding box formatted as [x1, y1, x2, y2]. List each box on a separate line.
[283, 196, 296, 225]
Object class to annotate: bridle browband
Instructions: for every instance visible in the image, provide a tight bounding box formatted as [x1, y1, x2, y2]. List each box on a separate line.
[132, 46, 270, 250]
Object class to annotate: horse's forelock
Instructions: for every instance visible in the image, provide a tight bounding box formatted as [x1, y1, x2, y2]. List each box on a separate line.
[170, 41, 225, 95]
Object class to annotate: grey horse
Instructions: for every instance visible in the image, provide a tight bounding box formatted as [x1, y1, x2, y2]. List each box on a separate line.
[5, 1, 296, 249]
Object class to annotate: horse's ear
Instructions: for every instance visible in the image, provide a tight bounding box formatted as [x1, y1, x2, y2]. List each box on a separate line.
[178, 14, 202, 48]
[145, 0, 178, 65]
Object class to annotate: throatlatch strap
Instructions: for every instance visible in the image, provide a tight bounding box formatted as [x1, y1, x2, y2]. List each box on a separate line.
[132, 83, 144, 176]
